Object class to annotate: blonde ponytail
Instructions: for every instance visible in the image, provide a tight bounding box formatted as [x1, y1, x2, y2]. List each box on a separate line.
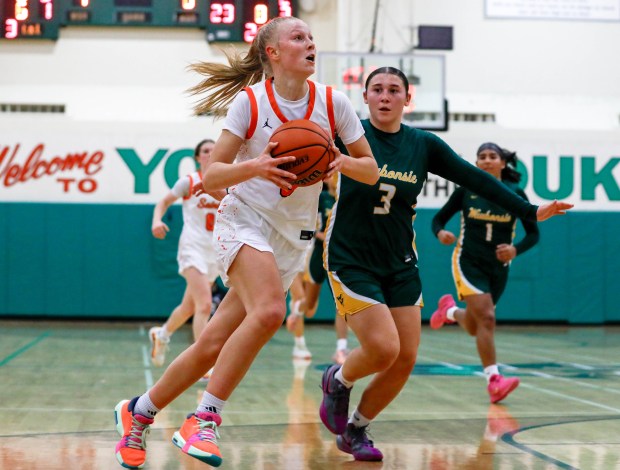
[187, 16, 297, 117]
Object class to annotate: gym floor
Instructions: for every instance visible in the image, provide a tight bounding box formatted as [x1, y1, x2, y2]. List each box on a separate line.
[1, 320, 619, 469]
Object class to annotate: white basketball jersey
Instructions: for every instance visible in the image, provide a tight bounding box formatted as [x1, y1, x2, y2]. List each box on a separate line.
[174, 171, 220, 254]
[228, 79, 336, 249]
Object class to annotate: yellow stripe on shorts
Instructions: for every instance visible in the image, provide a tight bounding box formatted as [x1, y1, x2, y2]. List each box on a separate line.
[451, 243, 483, 301]
[327, 271, 379, 316]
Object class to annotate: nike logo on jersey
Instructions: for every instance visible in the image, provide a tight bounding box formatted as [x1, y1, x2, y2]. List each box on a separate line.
[337, 294, 344, 305]
[263, 118, 273, 129]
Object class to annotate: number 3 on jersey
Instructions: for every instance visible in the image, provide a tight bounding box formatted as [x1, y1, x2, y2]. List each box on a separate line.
[374, 183, 396, 215]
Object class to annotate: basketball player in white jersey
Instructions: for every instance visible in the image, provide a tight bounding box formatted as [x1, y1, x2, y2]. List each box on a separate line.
[114, 17, 379, 468]
[148, 139, 223, 370]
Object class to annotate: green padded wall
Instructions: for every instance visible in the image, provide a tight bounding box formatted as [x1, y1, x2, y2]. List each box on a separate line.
[0, 202, 618, 323]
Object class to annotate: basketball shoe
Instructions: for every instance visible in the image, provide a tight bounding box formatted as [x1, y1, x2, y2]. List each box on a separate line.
[320, 364, 351, 435]
[292, 344, 312, 360]
[487, 374, 520, 404]
[114, 397, 154, 469]
[172, 412, 223, 467]
[430, 294, 456, 329]
[148, 326, 170, 367]
[336, 423, 383, 461]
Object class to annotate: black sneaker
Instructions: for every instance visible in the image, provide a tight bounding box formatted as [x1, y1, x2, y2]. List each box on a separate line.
[319, 364, 351, 434]
[336, 423, 383, 461]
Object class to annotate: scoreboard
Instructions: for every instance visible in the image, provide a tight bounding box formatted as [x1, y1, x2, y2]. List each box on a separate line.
[0, 0, 297, 42]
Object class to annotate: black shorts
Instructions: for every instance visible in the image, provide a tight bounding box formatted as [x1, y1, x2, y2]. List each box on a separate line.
[452, 252, 509, 304]
[327, 265, 423, 316]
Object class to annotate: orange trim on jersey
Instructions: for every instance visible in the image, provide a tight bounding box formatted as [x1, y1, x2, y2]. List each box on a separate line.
[265, 78, 317, 122]
[184, 174, 194, 200]
[326, 86, 336, 139]
[304, 80, 316, 120]
[244, 87, 258, 139]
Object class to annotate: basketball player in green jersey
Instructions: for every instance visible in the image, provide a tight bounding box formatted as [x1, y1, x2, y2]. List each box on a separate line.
[319, 66, 573, 462]
[430, 143, 539, 404]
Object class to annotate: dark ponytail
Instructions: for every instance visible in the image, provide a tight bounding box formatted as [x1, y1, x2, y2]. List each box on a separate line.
[501, 149, 521, 183]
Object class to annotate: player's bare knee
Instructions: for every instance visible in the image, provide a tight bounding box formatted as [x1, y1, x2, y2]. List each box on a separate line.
[252, 307, 287, 334]
[367, 342, 400, 371]
[479, 311, 496, 331]
[194, 302, 212, 319]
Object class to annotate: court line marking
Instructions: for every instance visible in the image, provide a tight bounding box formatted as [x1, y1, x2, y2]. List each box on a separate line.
[420, 349, 620, 413]
[434, 331, 618, 366]
[501, 416, 620, 470]
[139, 325, 154, 388]
[422, 341, 620, 396]
[0, 332, 50, 367]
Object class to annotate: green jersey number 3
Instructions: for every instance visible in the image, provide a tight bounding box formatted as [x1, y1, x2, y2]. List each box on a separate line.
[374, 183, 396, 215]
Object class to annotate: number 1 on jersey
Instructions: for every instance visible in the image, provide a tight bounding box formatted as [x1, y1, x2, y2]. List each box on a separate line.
[485, 222, 493, 242]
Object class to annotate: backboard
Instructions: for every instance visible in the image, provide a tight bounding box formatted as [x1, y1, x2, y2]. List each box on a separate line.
[317, 52, 447, 131]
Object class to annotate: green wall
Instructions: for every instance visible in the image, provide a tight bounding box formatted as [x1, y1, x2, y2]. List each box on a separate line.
[1, 202, 618, 323]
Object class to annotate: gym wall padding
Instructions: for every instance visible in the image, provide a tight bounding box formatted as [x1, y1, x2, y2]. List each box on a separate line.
[1, 203, 618, 323]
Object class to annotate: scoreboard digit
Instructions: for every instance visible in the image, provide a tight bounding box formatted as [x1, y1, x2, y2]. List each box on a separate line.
[1, 0, 60, 39]
[1, 0, 296, 41]
[206, 0, 296, 43]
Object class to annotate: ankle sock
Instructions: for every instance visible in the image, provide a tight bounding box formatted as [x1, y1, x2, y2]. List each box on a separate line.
[134, 392, 160, 419]
[335, 367, 354, 388]
[484, 365, 500, 383]
[446, 306, 458, 321]
[197, 391, 226, 415]
[349, 407, 370, 428]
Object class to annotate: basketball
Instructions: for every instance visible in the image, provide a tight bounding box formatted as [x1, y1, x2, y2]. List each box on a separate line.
[270, 119, 335, 187]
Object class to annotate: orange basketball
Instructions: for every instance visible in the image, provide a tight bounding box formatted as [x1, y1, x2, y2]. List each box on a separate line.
[270, 119, 335, 187]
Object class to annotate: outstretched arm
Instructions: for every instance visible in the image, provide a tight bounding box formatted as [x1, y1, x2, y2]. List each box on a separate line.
[152, 192, 178, 239]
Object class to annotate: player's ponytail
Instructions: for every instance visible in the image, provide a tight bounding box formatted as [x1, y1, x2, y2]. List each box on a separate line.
[500, 149, 521, 183]
[188, 16, 295, 117]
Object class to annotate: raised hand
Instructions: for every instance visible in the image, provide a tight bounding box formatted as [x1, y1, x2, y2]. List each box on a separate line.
[254, 141, 297, 190]
[536, 200, 574, 221]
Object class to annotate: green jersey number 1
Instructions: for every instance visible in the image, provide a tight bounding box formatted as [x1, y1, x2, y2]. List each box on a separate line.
[374, 183, 396, 215]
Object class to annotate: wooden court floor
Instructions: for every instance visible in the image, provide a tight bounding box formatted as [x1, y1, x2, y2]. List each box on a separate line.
[1, 320, 619, 469]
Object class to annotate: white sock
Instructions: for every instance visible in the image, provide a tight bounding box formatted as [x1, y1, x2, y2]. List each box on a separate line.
[159, 325, 172, 339]
[291, 300, 304, 317]
[134, 392, 160, 419]
[295, 336, 306, 348]
[446, 306, 458, 321]
[349, 407, 371, 428]
[484, 365, 500, 383]
[197, 391, 226, 415]
[336, 338, 348, 351]
[334, 367, 354, 388]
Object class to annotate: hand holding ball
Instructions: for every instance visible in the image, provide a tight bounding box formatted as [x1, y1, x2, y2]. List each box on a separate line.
[270, 119, 335, 187]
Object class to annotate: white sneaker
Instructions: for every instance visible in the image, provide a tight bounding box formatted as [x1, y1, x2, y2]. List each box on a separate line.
[292, 344, 312, 360]
[149, 327, 170, 367]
